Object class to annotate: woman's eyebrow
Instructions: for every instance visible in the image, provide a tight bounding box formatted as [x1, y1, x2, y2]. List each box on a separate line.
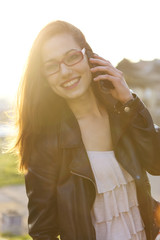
[43, 48, 79, 64]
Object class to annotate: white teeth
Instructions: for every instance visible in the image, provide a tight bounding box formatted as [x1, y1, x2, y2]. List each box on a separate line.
[63, 78, 79, 87]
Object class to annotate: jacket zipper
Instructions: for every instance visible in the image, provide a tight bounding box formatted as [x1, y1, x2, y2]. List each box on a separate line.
[70, 171, 96, 188]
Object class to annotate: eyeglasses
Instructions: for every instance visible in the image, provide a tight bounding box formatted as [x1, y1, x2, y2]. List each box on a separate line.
[43, 48, 86, 77]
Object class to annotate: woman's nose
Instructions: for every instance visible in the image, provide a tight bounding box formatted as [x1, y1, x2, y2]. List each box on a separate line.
[60, 63, 72, 76]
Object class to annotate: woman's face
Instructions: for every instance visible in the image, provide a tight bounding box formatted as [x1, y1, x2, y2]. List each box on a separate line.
[41, 33, 92, 101]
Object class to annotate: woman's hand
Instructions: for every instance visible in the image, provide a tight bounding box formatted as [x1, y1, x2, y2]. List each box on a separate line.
[89, 54, 133, 104]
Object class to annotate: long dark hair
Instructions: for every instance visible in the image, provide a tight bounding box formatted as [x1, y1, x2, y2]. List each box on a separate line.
[14, 20, 108, 172]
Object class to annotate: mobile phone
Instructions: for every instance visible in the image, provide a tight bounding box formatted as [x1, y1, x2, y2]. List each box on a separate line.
[86, 49, 114, 90]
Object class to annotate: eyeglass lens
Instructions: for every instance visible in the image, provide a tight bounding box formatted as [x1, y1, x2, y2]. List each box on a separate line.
[44, 50, 83, 76]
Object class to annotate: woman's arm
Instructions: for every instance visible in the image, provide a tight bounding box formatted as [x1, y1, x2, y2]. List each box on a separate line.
[89, 54, 160, 175]
[114, 94, 160, 175]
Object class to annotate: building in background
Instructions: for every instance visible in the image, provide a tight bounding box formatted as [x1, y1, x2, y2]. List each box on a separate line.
[117, 59, 160, 125]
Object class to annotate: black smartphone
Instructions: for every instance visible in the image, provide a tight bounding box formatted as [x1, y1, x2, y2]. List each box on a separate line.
[86, 49, 114, 90]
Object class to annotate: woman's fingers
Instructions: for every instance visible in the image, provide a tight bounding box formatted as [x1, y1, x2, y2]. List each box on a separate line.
[89, 57, 112, 67]
[89, 54, 133, 103]
[92, 54, 113, 65]
[93, 74, 124, 89]
[90, 65, 122, 78]
[90, 57, 123, 82]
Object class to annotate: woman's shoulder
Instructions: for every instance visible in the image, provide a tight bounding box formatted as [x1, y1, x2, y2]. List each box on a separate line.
[28, 125, 59, 167]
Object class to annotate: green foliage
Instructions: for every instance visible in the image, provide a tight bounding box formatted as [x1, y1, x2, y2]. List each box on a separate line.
[0, 233, 31, 240]
[0, 152, 24, 187]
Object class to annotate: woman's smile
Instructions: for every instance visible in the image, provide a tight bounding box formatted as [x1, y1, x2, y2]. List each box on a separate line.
[41, 33, 92, 100]
[61, 76, 81, 89]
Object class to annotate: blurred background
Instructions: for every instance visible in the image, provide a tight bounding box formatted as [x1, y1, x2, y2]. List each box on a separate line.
[0, 0, 160, 239]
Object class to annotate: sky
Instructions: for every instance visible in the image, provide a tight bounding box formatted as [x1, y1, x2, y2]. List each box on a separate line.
[0, 0, 160, 100]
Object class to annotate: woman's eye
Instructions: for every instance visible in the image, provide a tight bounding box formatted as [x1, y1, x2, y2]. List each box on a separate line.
[66, 53, 81, 64]
[45, 63, 58, 73]
[68, 54, 77, 61]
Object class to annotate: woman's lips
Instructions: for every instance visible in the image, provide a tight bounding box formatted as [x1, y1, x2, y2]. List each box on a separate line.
[61, 77, 80, 89]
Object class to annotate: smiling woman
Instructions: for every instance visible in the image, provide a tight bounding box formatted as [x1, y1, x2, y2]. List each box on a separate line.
[41, 34, 92, 100]
[12, 20, 160, 240]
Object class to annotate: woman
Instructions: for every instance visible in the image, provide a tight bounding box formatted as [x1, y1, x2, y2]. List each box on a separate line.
[15, 20, 160, 240]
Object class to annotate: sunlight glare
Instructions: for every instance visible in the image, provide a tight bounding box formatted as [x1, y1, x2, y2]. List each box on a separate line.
[0, 0, 159, 98]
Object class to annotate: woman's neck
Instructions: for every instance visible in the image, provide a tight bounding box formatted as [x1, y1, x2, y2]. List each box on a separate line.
[66, 88, 103, 120]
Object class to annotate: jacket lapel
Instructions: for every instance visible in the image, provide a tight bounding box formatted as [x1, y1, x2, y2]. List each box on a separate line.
[109, 110, 125, 148]
[59, 104, 130, 181]
[59, 109, 95, 183]
[59, 109, 82, 148]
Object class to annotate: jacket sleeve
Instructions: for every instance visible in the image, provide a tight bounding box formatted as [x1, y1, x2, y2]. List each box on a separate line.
[115, 93, 160, 175]
[25, 138, 60, 240]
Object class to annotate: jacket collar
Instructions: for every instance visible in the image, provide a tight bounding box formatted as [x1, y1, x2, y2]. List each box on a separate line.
[59, 108, 96, 183]
[59, 109, 82, 148]
[59, 103, 129, 183]
[59, 105, 126, 150]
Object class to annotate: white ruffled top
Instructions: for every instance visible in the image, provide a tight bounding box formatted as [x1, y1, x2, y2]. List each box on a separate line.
[87, 151, 146, 240]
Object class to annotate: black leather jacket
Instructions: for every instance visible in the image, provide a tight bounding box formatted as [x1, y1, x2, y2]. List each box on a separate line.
[25, 94, 160, 240]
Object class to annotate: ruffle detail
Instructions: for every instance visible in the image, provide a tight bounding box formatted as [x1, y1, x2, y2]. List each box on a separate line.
[87, 151, 133, 193]
[92, 217, 146, 240]
[91, 184, 139, 223]
[87, 151, 146, 240]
